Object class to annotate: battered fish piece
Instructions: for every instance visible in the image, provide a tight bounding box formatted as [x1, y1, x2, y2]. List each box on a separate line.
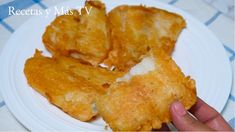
[43, 1, 110, 66]
[24, 50, 122, 121]
[96, 48, 197, 131]
[103, 5, 186, 71]
[53, 54, 124, 87]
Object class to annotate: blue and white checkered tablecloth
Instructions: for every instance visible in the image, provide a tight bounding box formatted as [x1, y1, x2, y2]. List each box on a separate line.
[0, 0, 234, 131]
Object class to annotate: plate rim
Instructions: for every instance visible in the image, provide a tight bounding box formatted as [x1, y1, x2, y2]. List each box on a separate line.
[0, 0, 232, 130]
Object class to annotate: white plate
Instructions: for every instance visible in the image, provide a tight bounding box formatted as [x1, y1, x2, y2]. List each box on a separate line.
[0, 0, 232, 131]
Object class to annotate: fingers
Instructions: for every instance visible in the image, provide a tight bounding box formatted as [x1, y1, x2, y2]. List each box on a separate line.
[189, 97, 233, 131]
[170, 101, 213, 131]
[189, 97, 219, 123]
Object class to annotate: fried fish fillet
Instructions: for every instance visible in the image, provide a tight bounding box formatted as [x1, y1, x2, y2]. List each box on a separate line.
[24, 50, 123, 121]
[103, 5, 186, 71]
[96, 48, 197, 131]
[53, 54, 124, 88]
[43, 1, 110, 66]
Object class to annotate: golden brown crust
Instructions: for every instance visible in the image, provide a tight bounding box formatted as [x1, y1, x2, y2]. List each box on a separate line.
[26, 2, 196, 130]
[24, 50, 123, 121]
[103, 5, 186, 72]
[42, 1, 110, 66]
[96, 48, 196, 131]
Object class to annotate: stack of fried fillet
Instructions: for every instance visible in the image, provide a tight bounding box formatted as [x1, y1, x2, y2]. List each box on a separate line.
[24, 0, 196, 131]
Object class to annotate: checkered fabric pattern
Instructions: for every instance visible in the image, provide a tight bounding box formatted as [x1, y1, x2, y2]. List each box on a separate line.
[0, 0, 234, 131]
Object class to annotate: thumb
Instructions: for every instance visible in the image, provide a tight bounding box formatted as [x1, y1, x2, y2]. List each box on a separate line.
[170, 101, 213, 131]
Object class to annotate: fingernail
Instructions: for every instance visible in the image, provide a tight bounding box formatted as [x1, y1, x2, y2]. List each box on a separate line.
[172, 101, 187, 116]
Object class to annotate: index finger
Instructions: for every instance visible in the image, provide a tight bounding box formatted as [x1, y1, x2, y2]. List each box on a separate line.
[189, 97, 218, 123]
[189, 97, 233, 131]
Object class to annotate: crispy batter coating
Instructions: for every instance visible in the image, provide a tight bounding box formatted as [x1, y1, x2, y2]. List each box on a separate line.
[24, 50, 123, 121]
[43, 1, 110, 66]
[96, 48, 197, 131]
[25, 1, 196, 130]
[103, 5, 186, 71]
[53, 54, 124, 87]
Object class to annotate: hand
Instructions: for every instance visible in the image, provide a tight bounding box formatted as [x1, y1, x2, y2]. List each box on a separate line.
[169, 97, 233, 131]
